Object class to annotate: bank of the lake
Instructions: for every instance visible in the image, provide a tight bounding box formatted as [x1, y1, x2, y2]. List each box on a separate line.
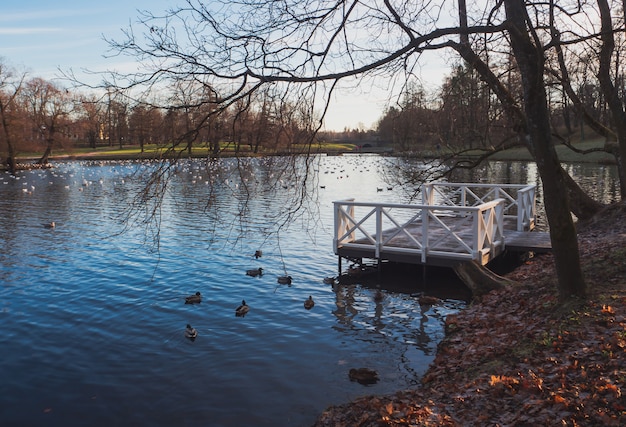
[313, 201, 626, 426]
[0, 142, 359, 171]
[1, 136, 614, 172]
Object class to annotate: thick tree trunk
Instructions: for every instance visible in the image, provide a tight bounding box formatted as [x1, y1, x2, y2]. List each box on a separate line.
[505, 0, 586, 300]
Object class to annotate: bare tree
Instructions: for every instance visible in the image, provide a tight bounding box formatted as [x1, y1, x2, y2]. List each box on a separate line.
[0, 61, 26, 173]
[500, 0, 584, 299]
[76, 93, 106, 150]
[22, 78, 72, 165]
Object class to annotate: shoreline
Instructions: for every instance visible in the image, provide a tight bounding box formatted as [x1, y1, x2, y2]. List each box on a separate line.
[312, 201, 626, 426]
[1, 152, 615, 173]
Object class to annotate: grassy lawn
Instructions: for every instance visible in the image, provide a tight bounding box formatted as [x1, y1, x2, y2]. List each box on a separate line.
[479, 138, 615, 163]
[9, 137, 614, 164]
[38, 141, 358, 160]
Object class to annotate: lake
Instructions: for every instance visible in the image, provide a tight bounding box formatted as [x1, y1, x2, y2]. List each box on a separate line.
[0, 155, 618, 426]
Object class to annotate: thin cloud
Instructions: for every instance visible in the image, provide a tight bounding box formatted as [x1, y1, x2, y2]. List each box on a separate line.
[0, 28, 62, 35]
[0, 8, 102, 23]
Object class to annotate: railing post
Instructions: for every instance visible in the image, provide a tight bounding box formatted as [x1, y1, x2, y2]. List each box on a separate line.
[334, 199, 355, 251]
[333, 201, 340, 252]
[422, 183, 434, 205]
[496, 199, 505, 242]
[472, 207, 481, 261]
[515, 186, 536, 231]
[421, 206, 428, 263]
[529, 186, 536, 230]
[516, 190, 524, 231]
[375, 206, 382, 258]
[461, 185, 467, 207]
[347, 203, 355, 241]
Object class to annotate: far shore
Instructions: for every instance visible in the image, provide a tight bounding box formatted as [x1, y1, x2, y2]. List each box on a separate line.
[1, 136, 617, 172]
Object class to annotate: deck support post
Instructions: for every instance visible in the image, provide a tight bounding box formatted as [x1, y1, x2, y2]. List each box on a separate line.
[337, 256, 342, 276]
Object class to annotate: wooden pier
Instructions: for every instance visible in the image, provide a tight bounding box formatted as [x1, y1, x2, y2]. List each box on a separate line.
[333, 183, 551, 268]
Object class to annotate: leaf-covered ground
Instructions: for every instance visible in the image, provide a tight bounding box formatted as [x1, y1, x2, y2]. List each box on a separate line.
[313, 201, 626, 426]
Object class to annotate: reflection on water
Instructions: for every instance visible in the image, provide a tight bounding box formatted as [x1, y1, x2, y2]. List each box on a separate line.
[0, 155, 617, 426]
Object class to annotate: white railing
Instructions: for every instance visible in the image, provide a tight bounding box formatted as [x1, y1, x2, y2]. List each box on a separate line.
[333, 198, 505, 264]
[422, 183, 536, 231]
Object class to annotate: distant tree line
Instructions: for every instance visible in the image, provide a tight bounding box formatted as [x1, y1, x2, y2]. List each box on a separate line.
[5, 49, 620, 173]
[376, 60, 626, 155]
[0, 62, 321, 173]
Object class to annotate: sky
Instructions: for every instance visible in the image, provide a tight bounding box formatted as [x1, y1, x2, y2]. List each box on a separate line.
[0, 1, 449, 132]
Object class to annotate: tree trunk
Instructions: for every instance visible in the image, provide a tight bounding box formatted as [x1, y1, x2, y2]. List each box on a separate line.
[211, 140, 220, 158]
[37, 144, 52, 165]
[505, 0, 586, 300]
[37, 129, 55, 165]
[0, 101, 17, 173]
[562, 169, 605, 220]
[596, 0, 626, 198]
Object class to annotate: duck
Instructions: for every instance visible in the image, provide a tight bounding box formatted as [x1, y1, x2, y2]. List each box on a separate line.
[304, 295, 315, 310]
[323, 277, 336, 285]
[44, 221, 56, 229]
[418, 294, 441, 305]
[246, 268, 263, 277]
[235, 300, 249, 317]
[254, 250, 263, 259]
[185, 292, 202, 304]
[277, 275, 292, 285]
[348, 368, 379, 385]
[184, 324, 198, 340]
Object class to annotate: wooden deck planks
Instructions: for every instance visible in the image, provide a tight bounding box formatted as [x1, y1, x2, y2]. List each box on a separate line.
[504, 230, 552, 253]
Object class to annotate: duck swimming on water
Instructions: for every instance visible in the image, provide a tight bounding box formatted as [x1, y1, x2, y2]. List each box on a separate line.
[184, 324, 198, 340]
[349, 368, 379, 385]
[304, 295, 315, 310]
[246, 268, 263, 277]
[235, 300, 249, 317]
[185, 292, 202, 304]
[277, 275, 292, 285]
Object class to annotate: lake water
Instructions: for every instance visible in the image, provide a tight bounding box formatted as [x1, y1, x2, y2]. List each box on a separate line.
[0, 155, 618, 426]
